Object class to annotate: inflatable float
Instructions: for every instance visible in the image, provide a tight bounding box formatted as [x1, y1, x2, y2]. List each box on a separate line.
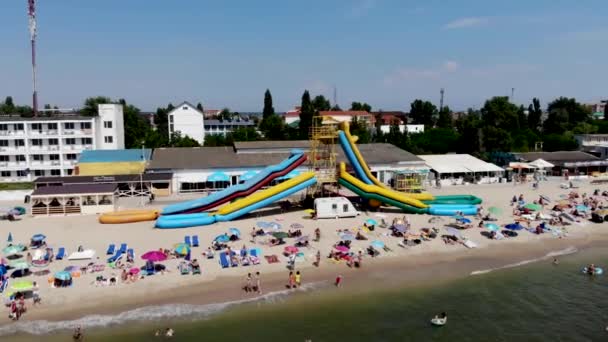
[582, 267, 603, 275]
[99, 210, 159, 224]
[431, 317, 447, 326]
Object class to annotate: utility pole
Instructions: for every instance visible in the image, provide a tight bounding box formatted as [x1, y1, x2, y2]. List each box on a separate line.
[439, 88, 445, 112]
[333, 85, 337, 109]
[27, 0, 38, 116]
[511, 88, 515, 101]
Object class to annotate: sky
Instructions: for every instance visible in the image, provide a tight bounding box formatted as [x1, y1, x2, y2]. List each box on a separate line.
[1, 0, 607, 112]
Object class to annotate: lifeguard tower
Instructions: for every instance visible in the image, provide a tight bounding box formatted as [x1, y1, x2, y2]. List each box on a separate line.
[308, 115, 339, 196]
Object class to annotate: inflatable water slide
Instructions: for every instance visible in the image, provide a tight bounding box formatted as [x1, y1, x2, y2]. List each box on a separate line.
[337, 122, 480, 216]
[155, 151, 317, 228]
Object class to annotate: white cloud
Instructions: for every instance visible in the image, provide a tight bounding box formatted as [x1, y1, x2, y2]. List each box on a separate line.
[384, 60, 460, 85]
[443, 17, 489, 29]
[347, 0, 377, 18]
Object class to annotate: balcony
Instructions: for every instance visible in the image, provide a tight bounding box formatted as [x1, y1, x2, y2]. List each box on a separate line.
[0, 147, 26, 154]
[0, 162, 28, 170]
[0, 130, 26, 137]
[63, 129, 93, 136]
[30, 160, 63, 168]
[66, 144, 93, 151]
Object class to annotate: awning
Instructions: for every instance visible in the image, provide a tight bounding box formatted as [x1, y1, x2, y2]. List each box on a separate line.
[509, 162, 536, 169]
[528, 159, 554, 169]
[207, 172, 230, 182]
[278, 170, 301, 180]
[239, 170, 259, 181]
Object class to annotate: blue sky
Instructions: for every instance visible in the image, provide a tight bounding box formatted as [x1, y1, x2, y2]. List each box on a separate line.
[1, 0, 607, 112]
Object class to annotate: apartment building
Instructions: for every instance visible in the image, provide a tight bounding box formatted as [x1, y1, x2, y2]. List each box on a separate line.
[0, 104, 124, 182]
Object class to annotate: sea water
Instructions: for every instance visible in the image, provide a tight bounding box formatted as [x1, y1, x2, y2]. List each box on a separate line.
[4, 246, 608, 341]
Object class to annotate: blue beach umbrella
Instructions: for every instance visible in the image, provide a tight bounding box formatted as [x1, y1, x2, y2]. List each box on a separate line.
[366, 218, 378, 226]
[228, 228, 241, 238]
[457, 217, 471, 224]
[484, 223, 500, 231]
[174, 243, 190, 256]
[239, 170, 259, 181]
[268, 222, 282, 230]
[256, 221, 269, 228]
[505, 223, 524, 231]
[371, 240, 385, 249]
[31, 234, 46, 242]
[340, 233, 355, 241]
[214, 234, 230, 243]
[54, 271, 72, 281]
[576, 205, 589, 212]
[7, 232, 13, 243]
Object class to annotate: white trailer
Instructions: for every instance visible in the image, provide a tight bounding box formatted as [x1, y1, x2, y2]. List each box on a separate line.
[314, 197, 359, 219]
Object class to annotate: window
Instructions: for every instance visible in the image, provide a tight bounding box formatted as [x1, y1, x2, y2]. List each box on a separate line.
[104, 136, 113, 143]
[15, 140, 24, 146]
[65, 138, 75, 145]
[169, 124, 174, 133]
[14, 123, 24, 130]
[16, 155, 26, 162]
[32, 154, 43, 161]
[332, 203, 338, 210]
[169, 115, 174, 123]
[66, 169, 73, 175]
[104, 121, 113, 128]
[82, 138, 92, 145]
[64, 122, 74, 130]
[50, 169, 60, 176]
[0, 156, 8, 162]
[81, 122, 91, 129]
[49, 154, 59, 161]
[1, 171, 10, 177]
[183, 106, 188, 110]
[32, 123, 41, 131]
[48, 138, 58, 145]
[343, 204, 349, 212]
[47, 123, 57, 130]
[31, 139, 42, 146]
[66, 153, 77, 160]
[0, 124, 7, 131]
[34, 170, 44, 176]
[0, 140, 7, 147]
[17, 170, 26, 177]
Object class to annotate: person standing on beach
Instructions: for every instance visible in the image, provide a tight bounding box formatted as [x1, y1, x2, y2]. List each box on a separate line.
[288, 271, 295, 288]
[251, 227, 257, 243]
[315, 250, 321, 267]
[255, 271, 262, 294]
[295, 271, 302, 287]
[245, 273, 253, 293]
[335, 275, 342, 287]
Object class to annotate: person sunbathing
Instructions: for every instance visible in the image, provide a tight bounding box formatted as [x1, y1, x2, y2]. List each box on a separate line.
[355, 232, 367, 240]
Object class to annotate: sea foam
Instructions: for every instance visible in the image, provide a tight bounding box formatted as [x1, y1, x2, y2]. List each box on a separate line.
[0, 281, 327, 336]
[470, 246, 578, 276]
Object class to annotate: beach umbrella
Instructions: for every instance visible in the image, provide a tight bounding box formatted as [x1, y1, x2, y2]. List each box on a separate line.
[371, 240, 385, 249]
[31, 234, 46, 242]
[446, 227, 462, 237]
[484, 223, 500, 232]
[174, 243, 190, 256]
[10, 280, 33, 292]
[505, 223, 524, 231]
[334, 245, 349, 252]
[296, 235, 310, 243]
[524, 203, 542, 211]
[9, 260, 29, 270]
[185, 249, 191, 261]
[7, 232, 12, 243]
[129, 267, 140, 275]
[0, 264, 6, 276]
[457, 217, 471, 224]
[228, 228, 241, 238]
[284, 246, 299, 254]
[290, 223, 304, 229]
[54, 271, 72, 281]
[271, 232, 289, 239]
[392, 224, 407, 233]
[268, 222, 282, 230]
[366, 218, 378, 226]
[141, 251, 167, 262]
[3, 244, 25, 256]
[488, 207, 502, 216]
[576, 205, 589, 212]
[256, 221, 269, 228]
[340, 233, 355, 241]
[214, 234, 230, 243]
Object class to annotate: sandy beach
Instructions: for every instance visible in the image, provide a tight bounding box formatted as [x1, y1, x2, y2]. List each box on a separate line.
[1, 178, 608, 327]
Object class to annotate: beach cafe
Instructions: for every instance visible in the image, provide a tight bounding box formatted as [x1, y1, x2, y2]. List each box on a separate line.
[29, 184, 117, 216]
[418, 154, 504, 186]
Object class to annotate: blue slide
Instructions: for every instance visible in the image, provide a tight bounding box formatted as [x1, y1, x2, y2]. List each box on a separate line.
[162, 150, 307, 215]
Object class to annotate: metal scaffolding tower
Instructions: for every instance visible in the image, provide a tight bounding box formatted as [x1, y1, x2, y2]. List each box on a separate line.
[308, 115, 338, 196]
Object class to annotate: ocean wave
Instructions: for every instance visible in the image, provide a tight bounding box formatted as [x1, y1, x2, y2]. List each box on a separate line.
[0, 281, 327, 336]
[470, 246, 578, 276]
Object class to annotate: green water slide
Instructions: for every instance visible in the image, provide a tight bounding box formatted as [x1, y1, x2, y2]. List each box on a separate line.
[338, 178, 428, 214]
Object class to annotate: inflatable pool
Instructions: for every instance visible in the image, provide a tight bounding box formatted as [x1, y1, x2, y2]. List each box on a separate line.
[582, 267, 603, 275]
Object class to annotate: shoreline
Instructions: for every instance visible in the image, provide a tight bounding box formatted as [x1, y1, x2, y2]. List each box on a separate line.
[2, 233, 605, 334]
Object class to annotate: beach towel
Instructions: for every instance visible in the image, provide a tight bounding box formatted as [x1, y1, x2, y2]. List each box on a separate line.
[106, 244, 115, 255]
[192, 235, 199, 247]
[250, 256, 260, 265]
[264, 255, 280, 264]
[185, 236, 191, 247]
[218, 252, 230, 269]
[56, 247, 66, 260]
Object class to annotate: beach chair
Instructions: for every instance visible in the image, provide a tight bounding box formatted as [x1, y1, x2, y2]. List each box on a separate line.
[0, 277, 7, 293]
[127, 248, 134, 260]
[218, 252, 230, 268]
[118, 243, 127, 254]
[107, 250, 122, 263]
[230, 252, 239, 267]
[179, 262, 190, 275]
[44, 248, 53, 261]
[192, 235, 199, 247]
[185, 236, 191, 246]
[56, 247, 66, 260]
[192, 265, 201, 275]
[106, 244, 116, 255]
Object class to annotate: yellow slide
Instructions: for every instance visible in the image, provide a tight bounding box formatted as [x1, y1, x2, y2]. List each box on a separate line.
[215, 172, 316, 216]
[339, 163, 428, 208]
[99, 209, 160, 224]
[340, 122, 434, 201]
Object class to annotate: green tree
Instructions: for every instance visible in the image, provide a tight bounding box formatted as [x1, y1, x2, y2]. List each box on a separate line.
[350, 116, 371, 144]
[330, 104, 342, 111]
[604, 102, 608, 120]
[409, 128, 459, 154]
[171, 131, 201, 147]
[260, 114, 285, 140]
[262, 89, 275, 119]
[517, 105, 526, 130]
[373, 112, 383, 140]
[219, 108, 232, 122]
[481, 126, 512, 152]
[454, 110, 481, 153]
[81, 96, 112, 116]
[409, 100, 437, 126]
[154, 105, 170, 141]
[480, 96, 519, 131]
[543, 108, 570, 134]
[436, 106, 452, 128]
[230, 127, 261, 142]
[527, 98, 542, 132]
[118, 98, 150, 149]
[196, 102, 204, 112]
[1, 96, 15, 114]
[542, 133, 578, 151]
[312, 95, 331, 112]
[350, 102, 371, 112]
[299, 90, 314, 138]
[547, 97, 591, 127]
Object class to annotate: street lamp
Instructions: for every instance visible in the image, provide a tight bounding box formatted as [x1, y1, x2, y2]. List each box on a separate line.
[140, 142, 145, 207]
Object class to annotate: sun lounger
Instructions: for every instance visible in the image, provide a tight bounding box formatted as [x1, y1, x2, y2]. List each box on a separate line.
[107, 250, 122, 263]
[0, 278, 8, 293]
[127, 248, 134, 259]
[192, 235, 199, 247]
[106, 244, 115, 255]
[219, 252, 230, 268]
[44, 248, 53, 261]
[192, 265, 201, 275]
[179, 262, 190, 275]
[249, 248, 261, 258]
[250, 256, 260, 265]
[185, 236, 191, 246]
[118, 243, 127, 254]
[230, 252, 239, 267]
[56, 247, 66, 260]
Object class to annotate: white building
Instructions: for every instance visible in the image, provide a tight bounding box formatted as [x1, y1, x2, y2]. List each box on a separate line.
[379, 124, 425, 134]
[0, 104, 124, 182]
[168, 101, 256, 144]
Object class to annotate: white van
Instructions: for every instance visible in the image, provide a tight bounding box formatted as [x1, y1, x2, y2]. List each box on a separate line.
[314, 197, 359, 219]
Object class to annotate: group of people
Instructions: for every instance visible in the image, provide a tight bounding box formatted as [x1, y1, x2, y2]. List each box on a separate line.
[243, 271, 262, 294]
[287, 270, 302, 288]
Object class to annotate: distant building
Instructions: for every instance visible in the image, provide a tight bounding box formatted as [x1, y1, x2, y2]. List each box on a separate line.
[379, 124, 424, 134]
[586, 100, 607, 120]
[203, 109, 222, 119]
[575, 134, 608, 158]
[282, 109, 372, 126]
[203, 119, 255, 137]
[0, 104, 124, 182]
